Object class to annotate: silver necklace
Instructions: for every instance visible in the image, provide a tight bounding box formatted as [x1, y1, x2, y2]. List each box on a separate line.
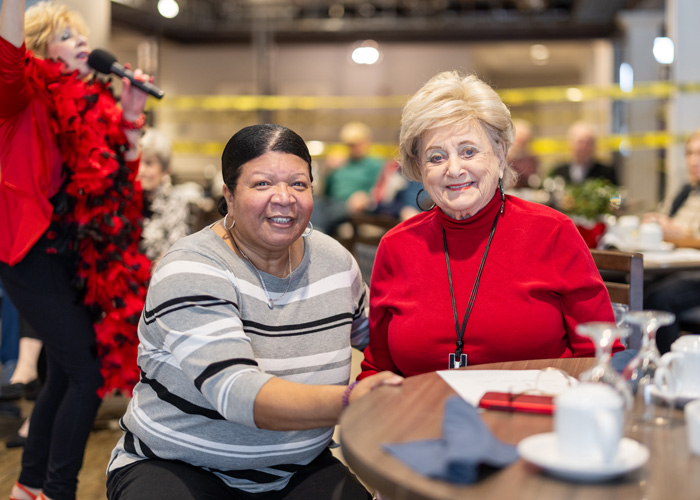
[229, 231, 293, 309]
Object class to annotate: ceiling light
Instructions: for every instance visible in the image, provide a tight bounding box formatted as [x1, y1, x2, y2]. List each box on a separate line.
[158, 0, 180, 19]
[619, 62, 634, 93]
[307, 141, 325, 156]
[351, 40, 381, 65]
[529, 44, 550, 65]
[565, 88, 583, 102]
[653, 37, 674, 65]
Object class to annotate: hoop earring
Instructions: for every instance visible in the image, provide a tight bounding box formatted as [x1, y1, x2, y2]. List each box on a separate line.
[224, 213, 235, 230]
[415, 188, 436, 212]
[302, 221, 313, 237]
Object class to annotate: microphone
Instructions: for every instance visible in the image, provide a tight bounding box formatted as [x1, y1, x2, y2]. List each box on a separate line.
[87, 49, 165, 100]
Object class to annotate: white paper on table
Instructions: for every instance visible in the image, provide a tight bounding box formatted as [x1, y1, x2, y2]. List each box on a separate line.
[437, 369, 578, 407]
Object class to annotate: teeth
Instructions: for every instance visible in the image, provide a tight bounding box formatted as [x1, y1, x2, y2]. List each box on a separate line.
[270, 217, 291, 223]
[448, 182, 473, 189]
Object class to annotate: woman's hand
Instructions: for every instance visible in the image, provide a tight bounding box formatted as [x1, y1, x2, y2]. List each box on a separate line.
[120, 66, 154, 161]
[0, 0, 26, 48]
[644, 212, 691, 239]
[120, 65, 152, 120]
[348, 371, 403, 405]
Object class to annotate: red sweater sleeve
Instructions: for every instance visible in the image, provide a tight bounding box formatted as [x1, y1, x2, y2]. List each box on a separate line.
[548, 217, 620, 356]
[359, 238, 401, 379]
[0, 38, 30, 119]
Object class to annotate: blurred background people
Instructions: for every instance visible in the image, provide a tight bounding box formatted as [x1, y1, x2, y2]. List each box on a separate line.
[138, 128, 208, 264]
[0, 1, 152, 498]
[508, 118, 540, 189]
[643, 128, 700, 353]
[366, 158, 422, 221]
[643, 128, 700, 240]
[311, 121, 384, 235]
[106, 124, 401, 500]
[550, 121, 618, 186]
[360, 71, 617, 380]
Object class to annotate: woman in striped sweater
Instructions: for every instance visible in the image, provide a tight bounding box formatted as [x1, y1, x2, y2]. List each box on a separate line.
[107, 124, 402, 500]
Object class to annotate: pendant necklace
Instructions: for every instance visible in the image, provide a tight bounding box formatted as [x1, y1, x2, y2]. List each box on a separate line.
[444, 191, 505, 369]
[228, 230, 293, 309]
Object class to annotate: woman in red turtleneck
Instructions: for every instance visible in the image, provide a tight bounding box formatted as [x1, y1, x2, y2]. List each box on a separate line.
[360, 71, 620, 380]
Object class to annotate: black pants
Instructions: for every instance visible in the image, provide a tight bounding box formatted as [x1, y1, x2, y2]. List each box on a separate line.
[107, 448, 372, 500]
[0, 247, 103, 500]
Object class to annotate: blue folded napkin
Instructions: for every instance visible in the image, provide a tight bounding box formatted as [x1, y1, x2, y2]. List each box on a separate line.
[611, 348, 638, 373]
[382, 396, 519, 484]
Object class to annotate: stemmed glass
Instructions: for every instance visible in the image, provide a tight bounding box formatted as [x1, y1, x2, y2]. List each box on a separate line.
[611, 303, 631, 347]
[576, 321, 633, 410]
[621, 310, 676, 426]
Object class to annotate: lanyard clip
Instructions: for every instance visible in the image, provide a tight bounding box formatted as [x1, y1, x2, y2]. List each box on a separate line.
[448, 352, 468, 369]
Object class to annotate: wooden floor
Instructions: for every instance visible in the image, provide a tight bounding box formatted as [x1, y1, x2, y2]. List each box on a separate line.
[0, 395, 129, 500]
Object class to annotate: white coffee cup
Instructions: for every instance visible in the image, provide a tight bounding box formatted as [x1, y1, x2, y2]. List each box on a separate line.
[655, 335, 700, 396]
[685, 399, 700, 455]
[639, 221, 664, 250]
[554, 383, 624, 464]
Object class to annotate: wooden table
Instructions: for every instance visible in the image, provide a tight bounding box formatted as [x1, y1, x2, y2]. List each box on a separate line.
[339, 358, 700, 500]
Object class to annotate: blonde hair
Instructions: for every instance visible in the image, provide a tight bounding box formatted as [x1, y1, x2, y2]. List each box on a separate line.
[339, 121, 372, 144]
[686, 128, 700, 151]
[399, 71, 516, 187]
[24, 1, 88, 58]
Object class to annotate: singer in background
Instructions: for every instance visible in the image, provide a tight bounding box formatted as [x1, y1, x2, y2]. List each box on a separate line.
[0, 1, 153, 499]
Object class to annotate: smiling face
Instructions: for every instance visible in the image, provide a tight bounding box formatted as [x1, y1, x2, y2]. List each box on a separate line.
[224, 151, 313, 256]
[45, 25, 90, 77]
[417, 120, 505, 220]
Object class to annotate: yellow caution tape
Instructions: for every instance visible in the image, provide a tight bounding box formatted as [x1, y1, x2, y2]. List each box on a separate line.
[150, 80, 700, 112]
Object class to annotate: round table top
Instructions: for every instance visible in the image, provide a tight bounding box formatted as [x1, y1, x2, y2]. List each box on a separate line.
[339, 358, 699, 500]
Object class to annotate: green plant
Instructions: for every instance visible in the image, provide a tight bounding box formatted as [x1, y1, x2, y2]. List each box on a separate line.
[560, 178, 621, 220]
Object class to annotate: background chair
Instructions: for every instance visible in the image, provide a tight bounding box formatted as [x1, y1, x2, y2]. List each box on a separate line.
[589, 249, 644, 311]
[346, 213, 398, 282]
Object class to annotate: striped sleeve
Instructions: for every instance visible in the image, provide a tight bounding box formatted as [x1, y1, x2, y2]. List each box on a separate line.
[140, 251, 273, 428]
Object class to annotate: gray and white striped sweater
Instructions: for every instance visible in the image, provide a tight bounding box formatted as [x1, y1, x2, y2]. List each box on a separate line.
[107, 227, 369, 493]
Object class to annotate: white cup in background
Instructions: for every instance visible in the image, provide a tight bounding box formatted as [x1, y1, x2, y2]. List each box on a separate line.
[656, 335, 700, 396]
[639, 221, 664, 250]
[616, 215, 640, 239]
[685, 399, 700, 455]
[555, 383, 624, 464]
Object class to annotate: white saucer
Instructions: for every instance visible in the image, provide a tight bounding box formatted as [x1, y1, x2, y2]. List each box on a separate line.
[517, 433, 649, 482]
[638, 241, 675, 252]
[650, 385, 700, 407]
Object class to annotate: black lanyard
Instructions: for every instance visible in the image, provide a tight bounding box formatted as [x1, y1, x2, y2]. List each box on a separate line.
[443, 194, 504, 369]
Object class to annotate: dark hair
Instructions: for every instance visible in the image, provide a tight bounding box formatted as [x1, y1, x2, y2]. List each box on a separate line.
[217, 124, 313, 215]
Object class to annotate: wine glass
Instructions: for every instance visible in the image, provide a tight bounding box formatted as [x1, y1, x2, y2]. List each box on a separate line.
[576, 321, 633, 410]
[611, 303, 632, 348]
[621, 310, 676, 426]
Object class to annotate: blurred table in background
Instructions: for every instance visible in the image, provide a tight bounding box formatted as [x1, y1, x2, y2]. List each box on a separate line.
[642, 247, 700, 276]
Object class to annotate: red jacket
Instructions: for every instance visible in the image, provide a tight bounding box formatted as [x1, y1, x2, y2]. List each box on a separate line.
[0, 38, 63, 265]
